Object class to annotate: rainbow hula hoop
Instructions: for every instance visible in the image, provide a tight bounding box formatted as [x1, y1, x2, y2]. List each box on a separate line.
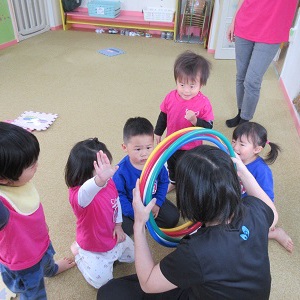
[139, 127, 235, 248]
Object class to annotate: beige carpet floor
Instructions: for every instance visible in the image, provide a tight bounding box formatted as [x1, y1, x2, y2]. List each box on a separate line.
[0, 30, 299, 300]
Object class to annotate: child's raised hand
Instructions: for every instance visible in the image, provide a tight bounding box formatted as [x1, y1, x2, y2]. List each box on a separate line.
[132, 179, 156, 226]
[94, 150, 119, 187]
[185, 110, 197, 125]
[113, 223, 126, 244]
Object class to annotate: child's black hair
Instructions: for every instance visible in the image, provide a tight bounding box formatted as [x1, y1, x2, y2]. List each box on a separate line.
[232, 122, 281, 164]
[0, 122, 40, 182]
[174, 50, 211, 86]
[65, 138, 112, 187]
[123, 117, 154, 144]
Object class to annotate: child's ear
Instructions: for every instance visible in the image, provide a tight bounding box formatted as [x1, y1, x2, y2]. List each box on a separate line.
[121, 143, 127, 152]
[254, 146, 263, 154]
[0, 178, 9, 185]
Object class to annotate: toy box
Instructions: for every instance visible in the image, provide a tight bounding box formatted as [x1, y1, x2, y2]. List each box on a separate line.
[143, 7, 175, 22]
[87, 0, 121, 18]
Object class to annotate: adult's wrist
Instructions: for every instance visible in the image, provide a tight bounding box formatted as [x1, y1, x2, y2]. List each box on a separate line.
[134, 221, 146, 233]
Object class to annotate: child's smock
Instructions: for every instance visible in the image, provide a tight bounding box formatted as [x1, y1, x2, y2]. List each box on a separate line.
[0, 182, 50, 271]
[69, 178, 119, 252]
[161, 90, 214, 150]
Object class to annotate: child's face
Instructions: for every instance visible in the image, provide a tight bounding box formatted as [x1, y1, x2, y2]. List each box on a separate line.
[11, 161, 38, 187]
[123, 135, 154, 170]
[232, 136, 262, 165]
[176, 77, 201, 100]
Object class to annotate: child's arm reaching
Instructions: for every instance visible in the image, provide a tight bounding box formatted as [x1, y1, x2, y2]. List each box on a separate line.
[232, 155, 278, 229]
[154, 112, 167, 144]
[113, 172, 135, 219]
[195, 118, 213, 129]
[154, 134, 162, 145]
[78, 151, 119, 208]
[151, 166, 169, 217]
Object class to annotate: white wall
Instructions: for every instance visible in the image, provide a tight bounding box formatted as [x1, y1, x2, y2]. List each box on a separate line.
[207, 0, 220, 51]
[47, 0, 62, 27]
[45, 0, 63, 28]
[280, 9, 300, 101]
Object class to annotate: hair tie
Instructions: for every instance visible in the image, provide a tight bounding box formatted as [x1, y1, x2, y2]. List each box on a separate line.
[266, 140, 270, 145]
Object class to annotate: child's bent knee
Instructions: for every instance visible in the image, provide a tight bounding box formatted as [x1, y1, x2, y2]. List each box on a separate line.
[89, 276, 113, 289]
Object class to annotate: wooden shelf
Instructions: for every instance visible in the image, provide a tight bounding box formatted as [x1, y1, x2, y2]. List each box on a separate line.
[60, 6, 177, 36]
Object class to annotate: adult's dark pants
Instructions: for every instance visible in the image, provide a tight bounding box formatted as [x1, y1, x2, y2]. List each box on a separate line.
[97, 274, 188, 299]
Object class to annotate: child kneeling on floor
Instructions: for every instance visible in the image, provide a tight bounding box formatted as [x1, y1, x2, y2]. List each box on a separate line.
[232, 122, 293, 253]
[65, 138, 134, 288]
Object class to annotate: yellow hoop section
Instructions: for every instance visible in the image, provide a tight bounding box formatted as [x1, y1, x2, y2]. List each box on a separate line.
[141, 127, 196, 179]
[160, 221, 194, 232]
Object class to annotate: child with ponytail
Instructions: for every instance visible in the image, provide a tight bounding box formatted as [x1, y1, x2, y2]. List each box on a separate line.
[232, 122, 293, 252]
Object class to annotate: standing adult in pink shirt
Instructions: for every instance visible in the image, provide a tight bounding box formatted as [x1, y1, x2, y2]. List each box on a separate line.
[226, 0, 298, 128]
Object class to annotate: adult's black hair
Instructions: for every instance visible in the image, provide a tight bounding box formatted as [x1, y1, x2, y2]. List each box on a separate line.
[175, 145, 243, 225]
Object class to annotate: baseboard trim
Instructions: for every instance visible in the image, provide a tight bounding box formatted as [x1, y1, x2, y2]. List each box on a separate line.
[0, 39, 18, 50]
[50, 25, 63, 31]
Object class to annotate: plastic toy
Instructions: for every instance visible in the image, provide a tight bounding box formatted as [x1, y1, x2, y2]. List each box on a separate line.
[10, 111, 58, 131]
[139, 127, 235, 247]
[98, 47, 125, 57]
